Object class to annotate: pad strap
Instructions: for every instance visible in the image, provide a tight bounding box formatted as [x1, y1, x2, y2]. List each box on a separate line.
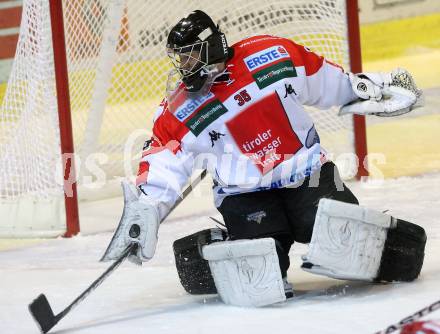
[202, 238, 286, 307]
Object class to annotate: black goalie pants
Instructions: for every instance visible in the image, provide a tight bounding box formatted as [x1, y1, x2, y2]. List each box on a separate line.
[217, 161, 359, 277]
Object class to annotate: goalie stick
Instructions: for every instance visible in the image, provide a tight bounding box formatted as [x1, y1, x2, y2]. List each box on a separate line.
[28, 170, 207, 333]
[29, 243, 137, 334]
[374, 298, 440, 334]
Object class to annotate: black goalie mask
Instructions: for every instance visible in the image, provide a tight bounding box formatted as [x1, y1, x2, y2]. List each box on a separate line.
[166, 10, 232, 92]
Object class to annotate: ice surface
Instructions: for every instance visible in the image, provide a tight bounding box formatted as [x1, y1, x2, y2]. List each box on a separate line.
[0, 173, 439, 334]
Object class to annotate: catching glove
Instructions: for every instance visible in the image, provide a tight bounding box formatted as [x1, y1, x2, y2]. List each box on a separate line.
[340, 68, 423, 117]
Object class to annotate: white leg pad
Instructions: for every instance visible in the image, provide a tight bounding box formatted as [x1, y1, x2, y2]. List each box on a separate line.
[302, 199, 395, 281]
[202, 238, 286, 307]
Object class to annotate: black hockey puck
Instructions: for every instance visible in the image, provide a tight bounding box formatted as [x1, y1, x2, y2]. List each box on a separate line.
[129, 224, 141, 238]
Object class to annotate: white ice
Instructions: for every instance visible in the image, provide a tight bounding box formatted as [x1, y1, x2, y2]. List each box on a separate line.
[1, 173, 439, 334]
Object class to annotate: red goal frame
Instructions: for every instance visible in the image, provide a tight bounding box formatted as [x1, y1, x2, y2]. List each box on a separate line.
[347, 0, 369, 178]
[49, 0, 80, 237]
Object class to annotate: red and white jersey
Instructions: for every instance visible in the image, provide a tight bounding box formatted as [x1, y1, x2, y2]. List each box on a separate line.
[137, 35, 357, 219]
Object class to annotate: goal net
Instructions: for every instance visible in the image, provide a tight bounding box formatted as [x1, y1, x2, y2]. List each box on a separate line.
[0, 0, 365, 237]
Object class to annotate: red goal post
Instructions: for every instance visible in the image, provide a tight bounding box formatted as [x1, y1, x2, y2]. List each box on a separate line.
[346, 0, 368, 178]
[49, 0, 79, 237]
[0, 0, 367, 238]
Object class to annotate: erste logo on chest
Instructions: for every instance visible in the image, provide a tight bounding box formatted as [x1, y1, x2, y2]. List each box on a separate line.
[244, 45, 290, 71]
[173, 92, 215, 122]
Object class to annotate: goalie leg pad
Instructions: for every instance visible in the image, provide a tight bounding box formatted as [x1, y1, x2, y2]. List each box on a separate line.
[173, 228, 226, 295]
[301, 199, 426, 282]
[302, 198, 390, 281]
[202, 238, 286, 307]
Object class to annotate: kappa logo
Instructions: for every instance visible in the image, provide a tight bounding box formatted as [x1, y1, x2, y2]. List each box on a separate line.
[244, 45, 290, 71]
[246, 211, 267, 224]
[142, 138, 154, 151]
[209, 130, 225, 147]
[174, 92, 215, 122]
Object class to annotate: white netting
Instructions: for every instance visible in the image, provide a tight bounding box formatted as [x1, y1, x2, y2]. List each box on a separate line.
[0, 1, 65, 236]
[0, 0, 358, 236]
[1, 1, 60, 199]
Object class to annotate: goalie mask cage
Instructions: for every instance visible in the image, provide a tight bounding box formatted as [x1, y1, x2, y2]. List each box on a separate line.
[0, 0, 367, 237]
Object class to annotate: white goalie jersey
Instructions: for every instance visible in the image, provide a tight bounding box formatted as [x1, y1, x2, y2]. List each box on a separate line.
[136, 35, 358, 219]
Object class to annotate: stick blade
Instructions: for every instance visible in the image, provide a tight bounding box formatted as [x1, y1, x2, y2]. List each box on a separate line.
[28, 294, 57, 333]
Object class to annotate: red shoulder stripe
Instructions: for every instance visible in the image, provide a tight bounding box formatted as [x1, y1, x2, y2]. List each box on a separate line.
[136, 161, 150, 186]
